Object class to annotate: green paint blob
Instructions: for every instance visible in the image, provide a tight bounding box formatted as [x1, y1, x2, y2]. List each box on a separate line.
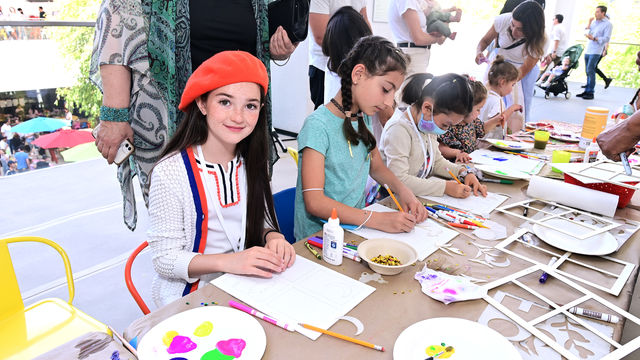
[200, 349, 235, 360]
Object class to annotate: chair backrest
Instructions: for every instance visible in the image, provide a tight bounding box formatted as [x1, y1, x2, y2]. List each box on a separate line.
[0, 236, 75, 319]
[287, 147, 299, 167]
[124, 241, 151, 315]
[273, 187, 296, 244]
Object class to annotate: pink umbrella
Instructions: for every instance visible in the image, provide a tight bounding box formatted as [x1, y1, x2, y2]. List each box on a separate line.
[32, 129, 95, 149]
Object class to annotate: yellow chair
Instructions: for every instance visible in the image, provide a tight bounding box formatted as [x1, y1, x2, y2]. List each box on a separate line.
[287, 147, 299, 167]
[0, 236, 110, 360]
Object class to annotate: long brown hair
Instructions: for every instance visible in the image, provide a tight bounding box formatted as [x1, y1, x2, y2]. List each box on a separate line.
[159, 89, 278, 248]
[512, 1, 546, 58]
[336, 35, 408, 152]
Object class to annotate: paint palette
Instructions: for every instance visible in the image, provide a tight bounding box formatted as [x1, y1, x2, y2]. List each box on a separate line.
[549, 131, 580, 143]
[532, 218, 619, 256]
[485, 139, 533, 151]
[136, 306, 266, 360]
[393, 317, 521, 359]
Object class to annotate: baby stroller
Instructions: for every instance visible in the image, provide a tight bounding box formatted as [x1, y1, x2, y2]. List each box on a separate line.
[535, 44, 584, 99]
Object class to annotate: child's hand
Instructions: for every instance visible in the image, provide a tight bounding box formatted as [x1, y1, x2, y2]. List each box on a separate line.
[445, 180, 471, 198]
[396, 185, 428, 223]
[455, 151, 472, 163]
[225, 247, 286, 277]
[371, 211, 417, 233]
[464, 174, 487, 197]
[265, 235, 296, 268]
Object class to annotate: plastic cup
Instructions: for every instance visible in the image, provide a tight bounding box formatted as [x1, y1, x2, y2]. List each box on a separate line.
[534, 130, 550, 150]
[551, 150, 571, 173]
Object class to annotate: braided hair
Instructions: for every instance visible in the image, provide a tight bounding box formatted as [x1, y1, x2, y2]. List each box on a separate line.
[336, 35, 408, 152]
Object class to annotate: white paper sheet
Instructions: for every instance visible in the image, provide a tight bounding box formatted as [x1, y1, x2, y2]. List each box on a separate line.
[421, 192, 509, 217]
[527, 176, 619, 217]
[211, 256, 375, 340]
[347, 203, 458, 261]
[470, 149, 544, 175]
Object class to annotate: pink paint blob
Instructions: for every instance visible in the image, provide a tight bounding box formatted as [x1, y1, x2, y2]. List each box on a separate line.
[167, 336, 198, 354]
[442, 288, 457, 295]
[216, 338, 246, 357]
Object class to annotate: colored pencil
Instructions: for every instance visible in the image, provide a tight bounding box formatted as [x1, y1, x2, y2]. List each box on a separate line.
[383, 184, 404, 212]
[447, 222, 477, 230]
[305, 241, 321, 260]
[229, 300, 295, 331]
[299, 322, 384, 351]
[446, 168, 463, 185]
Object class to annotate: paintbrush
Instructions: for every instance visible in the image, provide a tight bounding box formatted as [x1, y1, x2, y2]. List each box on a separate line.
[425, 346, 454, 360]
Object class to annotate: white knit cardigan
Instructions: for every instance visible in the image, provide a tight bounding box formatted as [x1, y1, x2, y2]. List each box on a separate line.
[147, 152, 205, 307]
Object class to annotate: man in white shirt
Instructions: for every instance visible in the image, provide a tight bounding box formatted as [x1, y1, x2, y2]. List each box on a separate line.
[308, 0, 370, 109]
[547, 14, 567, 65]
[1, 121, 12, 143]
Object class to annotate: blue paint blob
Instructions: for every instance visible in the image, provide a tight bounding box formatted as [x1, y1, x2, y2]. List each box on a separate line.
[170, 358, 188, 360]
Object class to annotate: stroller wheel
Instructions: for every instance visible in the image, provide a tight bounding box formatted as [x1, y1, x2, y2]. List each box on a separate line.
[544, 92, 550, 99]
[565, 92, 571, 99]
[534, 89, 536, 95]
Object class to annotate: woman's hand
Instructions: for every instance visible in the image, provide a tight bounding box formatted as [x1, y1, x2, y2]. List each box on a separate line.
[455, 151, 472, 163]
[224, 246, 286, 278]
[95, 121, 133, 164]
[265, 235, 296, 268]
[464, 173, 487, 197]
[270, 26, 297, 60]
[369, 211, 417, 233]
[445, 180, 471, 198]
[475, 52, 488, 65]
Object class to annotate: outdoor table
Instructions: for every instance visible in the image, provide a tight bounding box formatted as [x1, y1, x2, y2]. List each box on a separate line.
[33, 331, 136, 360]
[122, 179, 640, 359]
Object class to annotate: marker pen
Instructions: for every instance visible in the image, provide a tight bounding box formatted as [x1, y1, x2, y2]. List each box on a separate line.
[539, 257, 558, 284]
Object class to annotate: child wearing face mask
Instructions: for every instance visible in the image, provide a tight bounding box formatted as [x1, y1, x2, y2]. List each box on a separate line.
[294, 36, 428, 241]
[438, 76, 504, 163]
[481, 56, 523, 139]
[380, 73, 487, 199]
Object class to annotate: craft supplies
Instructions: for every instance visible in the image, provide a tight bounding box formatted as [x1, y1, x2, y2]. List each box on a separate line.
[108, 326, 138, 358]
[481, 178, 514, 184]
[583, 138, 600, 163]
[526, 176, 618, 217]
[371, 254, 402, 265]
[414, 265, 487, 304]
[307, 238, 361, 262]
[299, 323, 384, 351]
[538, 257, 558, 284]
[425, 346, 454, 360]
[621, 152, 633, 175]
[533, 130, 550, 150]
[304, 241, 321, 260]
[384, 183, 404, 212]
[446, 167, 462, 185]
[212, 256, 375, 340]
[447, 222, 477, 230]
[568, 306, 620, 324]
[358, 238, 417, 275]
[229, 300, 295, 331]
[580, 106, 609, 149]
[421, 192, 508, 217]
[323, 208, 344, 266]
[551, 150, 571, 173]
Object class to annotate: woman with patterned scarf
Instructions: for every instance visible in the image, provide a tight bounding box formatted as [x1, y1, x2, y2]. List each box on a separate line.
[89, 0, 297, 230]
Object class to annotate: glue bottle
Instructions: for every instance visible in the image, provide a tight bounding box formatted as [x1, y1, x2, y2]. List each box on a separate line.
[583, 137, 600, 163]
[323, 208, 344, 266]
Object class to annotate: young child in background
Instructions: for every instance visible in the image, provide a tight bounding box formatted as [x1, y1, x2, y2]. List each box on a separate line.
[294, 36, 428, 241]
[147, 51, 295, 307]
[380, 73, 487, 199]
[536, 56, 571, 88]
[438, 77, 504, 163]
[481, 56, 523, 138]
[424, 0, 461, 40]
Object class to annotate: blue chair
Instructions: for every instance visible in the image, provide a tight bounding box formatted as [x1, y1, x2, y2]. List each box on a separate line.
[273, 187, 296, 244]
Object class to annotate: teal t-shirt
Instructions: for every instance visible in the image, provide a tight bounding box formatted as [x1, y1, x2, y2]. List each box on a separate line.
[294, 106, 372, 240]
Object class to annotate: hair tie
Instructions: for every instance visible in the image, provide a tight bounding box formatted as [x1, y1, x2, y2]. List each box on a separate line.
[422, 78, 433, 90]
[468, 76, 476, 82]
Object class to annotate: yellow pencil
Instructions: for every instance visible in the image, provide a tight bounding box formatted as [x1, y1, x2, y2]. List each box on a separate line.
[446, 168, 463, 185]
[565, 149, 585, 154]
[383, 184, 405, 212]
[300, 323, 384, 352]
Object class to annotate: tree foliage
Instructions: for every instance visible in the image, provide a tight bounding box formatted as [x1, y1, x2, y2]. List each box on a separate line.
[51, 0, 102, 124]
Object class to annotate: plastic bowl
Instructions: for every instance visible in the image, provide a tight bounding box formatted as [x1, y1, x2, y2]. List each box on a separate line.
[358, 239, 418, 275]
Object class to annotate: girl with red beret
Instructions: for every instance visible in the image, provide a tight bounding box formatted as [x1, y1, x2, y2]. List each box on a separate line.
[147, 51, 295, 306]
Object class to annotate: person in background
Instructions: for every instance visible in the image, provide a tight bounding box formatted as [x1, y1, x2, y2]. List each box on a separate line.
[38, 6, 46, 19]
[388, 0, 446, 78]
[545, 14, 567, 66]
[481, 56, 523, 138]
[90, 0, 297, 231]
[537, 56, 570, 88]
[0, 149, 8, 175]
[577, 5, 612, 100]
[475, 1, 545, 124]
[424, 0, 461, 41]
[14, 145, 31, 173]
[6, 160, 17, 176]
[308, 0, 370, 109]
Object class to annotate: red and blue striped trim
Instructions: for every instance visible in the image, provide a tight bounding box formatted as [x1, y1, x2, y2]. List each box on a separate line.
[181, 147, 209, 296]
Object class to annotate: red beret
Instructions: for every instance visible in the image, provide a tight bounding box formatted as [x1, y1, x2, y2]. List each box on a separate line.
[178, 51, 269, 112]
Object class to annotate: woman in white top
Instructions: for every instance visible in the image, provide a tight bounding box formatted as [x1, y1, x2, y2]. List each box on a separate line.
[147, 51, 295, 307]
[475, 1, 546, 124]
[388, 0, 445, 77]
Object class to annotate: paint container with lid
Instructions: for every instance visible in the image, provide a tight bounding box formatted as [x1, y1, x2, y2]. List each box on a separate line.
[579, 106, 609, 149]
